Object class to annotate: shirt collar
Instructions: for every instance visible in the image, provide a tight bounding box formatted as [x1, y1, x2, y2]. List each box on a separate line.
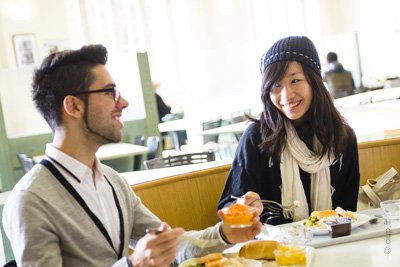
[45, 143, 105, 182]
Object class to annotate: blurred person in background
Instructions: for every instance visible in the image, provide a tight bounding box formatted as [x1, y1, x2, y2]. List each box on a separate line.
[323, 52, 355, 98]
[153, 80, 171, 123]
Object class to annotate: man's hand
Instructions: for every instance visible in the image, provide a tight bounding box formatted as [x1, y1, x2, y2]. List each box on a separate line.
[218, 191, 263, 244]
[129, 222, 184, 267]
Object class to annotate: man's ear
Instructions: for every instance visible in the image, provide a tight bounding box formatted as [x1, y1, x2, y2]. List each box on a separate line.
[63, 95, 84, 118]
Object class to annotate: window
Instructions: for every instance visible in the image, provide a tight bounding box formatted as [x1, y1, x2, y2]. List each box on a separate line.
[65, 0, 146, 121]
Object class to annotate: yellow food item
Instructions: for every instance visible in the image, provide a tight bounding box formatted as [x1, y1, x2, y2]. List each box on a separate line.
[274, 246, 307, 266]
[204, 257, 230, 267]
[197, 253, 223, 264]
[239, 240, 280, 260]
[229, 203, 249, 212]
[305, 206, 357, 229]
[222, 203, 255, 226]
[335, 207, 356, 220]
[279, 246, 289, 253]
[317, 210, 337, 220]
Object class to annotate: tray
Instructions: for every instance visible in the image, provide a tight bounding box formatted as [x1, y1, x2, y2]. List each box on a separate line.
[223, 246, 315, 267]
[260, 209, 400, 248]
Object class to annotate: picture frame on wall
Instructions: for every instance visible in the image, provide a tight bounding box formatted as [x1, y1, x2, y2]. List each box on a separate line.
[12, 34, 39, 67]
[43, 41, 68, 57]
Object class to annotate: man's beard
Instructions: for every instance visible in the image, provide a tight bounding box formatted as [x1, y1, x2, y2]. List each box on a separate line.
[83, 107, 120, 144]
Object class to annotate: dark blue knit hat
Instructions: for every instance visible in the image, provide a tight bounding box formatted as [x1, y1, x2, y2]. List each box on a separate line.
[260, 36, 321, 77]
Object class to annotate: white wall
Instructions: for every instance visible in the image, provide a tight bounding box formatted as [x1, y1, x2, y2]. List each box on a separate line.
[0, 0, 70, 68]
[319, 0, 400, 80]
[0, 0, 70, 137]
[0, 0, 147, 138]
[1, 0, 400, 141]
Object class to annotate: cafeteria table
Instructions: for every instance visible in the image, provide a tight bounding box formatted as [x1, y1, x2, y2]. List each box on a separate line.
[32, 142, 149, 162]
[158, 118, 187, 133]
[199, 121, 251, 136]
[158, 119, 189, 150]
[223, 208, 400, 267]
[310, 234, 400, 267]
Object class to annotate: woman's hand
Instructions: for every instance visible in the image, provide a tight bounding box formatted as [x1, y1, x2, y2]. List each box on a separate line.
[129, 222, 184, 267]
[217, 191, 263, 244]
[236, 191, 264, 216]
[217, 210, 262, 244]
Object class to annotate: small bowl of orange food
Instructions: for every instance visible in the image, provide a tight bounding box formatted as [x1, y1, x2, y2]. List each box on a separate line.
[221, 203, 256, 228]
[273, 245, 307, 267]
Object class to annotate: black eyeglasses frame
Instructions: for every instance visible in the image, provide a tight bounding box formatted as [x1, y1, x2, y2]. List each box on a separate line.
[71, 87, 120, 102]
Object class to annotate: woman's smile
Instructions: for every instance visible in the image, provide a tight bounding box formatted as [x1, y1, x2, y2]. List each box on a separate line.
[270, 61, 312, 125]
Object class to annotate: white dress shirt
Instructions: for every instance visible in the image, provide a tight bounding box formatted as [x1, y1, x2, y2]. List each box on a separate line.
[44, 144, 121, 252]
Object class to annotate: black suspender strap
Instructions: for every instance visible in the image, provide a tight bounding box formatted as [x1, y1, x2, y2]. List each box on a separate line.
[40, 159, 122, 258]
[104, 176, 125, 259]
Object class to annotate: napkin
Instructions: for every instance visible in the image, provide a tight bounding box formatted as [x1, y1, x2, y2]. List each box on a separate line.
[257, 224, 283, 242]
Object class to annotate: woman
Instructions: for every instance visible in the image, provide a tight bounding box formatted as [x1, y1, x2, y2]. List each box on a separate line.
[217, 36, 360, 225]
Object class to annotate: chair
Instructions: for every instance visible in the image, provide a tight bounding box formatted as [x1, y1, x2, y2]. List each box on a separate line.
[202, 117, 222, 145]
[17, 154, 35, 173]
[229, 109, 250, 141]
[229, 109, 250, 124]
[133, 136, 145, 171]
[144, 152, 215, 170]
[324, 71, 355, 99]
[146, 136, 160, 160]
[144, 157, 167, 170]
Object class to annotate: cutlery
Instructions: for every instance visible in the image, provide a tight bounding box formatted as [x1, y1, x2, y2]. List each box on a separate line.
[230, 195, 304, 221]
[369, 215, 381, 224]
[230, 195, 303, 209]
[146, 229, 220, 249]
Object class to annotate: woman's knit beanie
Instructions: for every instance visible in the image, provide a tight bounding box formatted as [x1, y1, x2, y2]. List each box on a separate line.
[260, 36, 321, 77]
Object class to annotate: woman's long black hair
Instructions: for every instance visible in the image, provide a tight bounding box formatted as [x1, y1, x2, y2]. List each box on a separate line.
[248, 61, 353, 162]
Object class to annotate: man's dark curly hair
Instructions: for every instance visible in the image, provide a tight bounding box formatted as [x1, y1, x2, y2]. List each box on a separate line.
[326, 52, 338, 63]
[32, 44, 108, 132]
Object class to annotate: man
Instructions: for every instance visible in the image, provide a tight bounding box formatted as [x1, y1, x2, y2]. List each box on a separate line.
[323, 52, 355, 98]
[152, 80, 171, 123]
[2, 45, 262, 267]
[324, 52, 345, 73]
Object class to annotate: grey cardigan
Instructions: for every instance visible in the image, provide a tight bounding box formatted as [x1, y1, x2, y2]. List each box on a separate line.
[3, 163, 229, 267]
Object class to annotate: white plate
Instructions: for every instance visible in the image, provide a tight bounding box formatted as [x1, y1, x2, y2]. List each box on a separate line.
[178, 257, 261, 267]
[301, 213, 371, 235]
[179, 246, 315, 267]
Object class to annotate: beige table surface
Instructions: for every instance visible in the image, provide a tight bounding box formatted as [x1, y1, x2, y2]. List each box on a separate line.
[158, 119, 188, 133]
[33, 142, 149, 163]
[223, 208, 400, 267]
[200, 121, 252, 136]
[121, 159, 232, 186]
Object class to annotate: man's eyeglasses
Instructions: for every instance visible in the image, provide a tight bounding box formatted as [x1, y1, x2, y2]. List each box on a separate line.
[71, 87, 121, 102]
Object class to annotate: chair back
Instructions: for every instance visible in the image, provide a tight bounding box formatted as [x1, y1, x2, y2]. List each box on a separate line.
[144, 157, 167, 170]
[133, 136, 145, 171]
[167, 152, 215, 167]
[146, 136, 160, 160]
[144, 152, 215, 170]
[17, 154, 35, 173]
[229, 109, 250, 124]
[202, 118, 222, 144]
[324, 71, 354, 98]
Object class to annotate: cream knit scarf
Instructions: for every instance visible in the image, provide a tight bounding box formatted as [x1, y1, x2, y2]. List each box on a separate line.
[280, 121, 334, 221]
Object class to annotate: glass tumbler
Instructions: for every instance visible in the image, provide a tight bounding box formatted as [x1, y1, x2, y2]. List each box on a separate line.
[381, 199, 400, 228]
[280, 224, 313, 246]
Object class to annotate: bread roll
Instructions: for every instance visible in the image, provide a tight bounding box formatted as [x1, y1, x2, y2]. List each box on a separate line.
[239, 240, 280, 260]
